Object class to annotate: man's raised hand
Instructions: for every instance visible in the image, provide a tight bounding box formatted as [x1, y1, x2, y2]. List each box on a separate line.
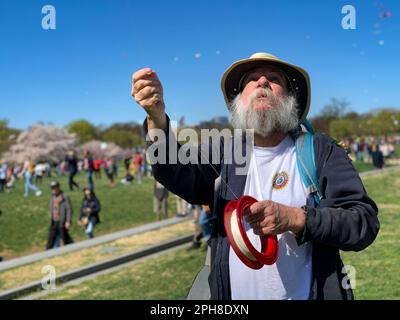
[132, 68, 167, 130]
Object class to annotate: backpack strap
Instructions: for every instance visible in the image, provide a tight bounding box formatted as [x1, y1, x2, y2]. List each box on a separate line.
[295, 130, 322, 207]
[301, 118, 315, 134]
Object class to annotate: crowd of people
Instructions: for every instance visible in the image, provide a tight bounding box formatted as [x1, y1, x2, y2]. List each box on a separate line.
[0, 149, 149, 194]
[1, 136, 397, 197]
[342, 136, 398, 169]
[2, 133, 394, 257]
[0, 148, 211, 255]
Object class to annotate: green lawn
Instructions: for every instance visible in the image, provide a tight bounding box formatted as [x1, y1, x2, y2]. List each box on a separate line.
[395, 144, 400, 158]
[341, 170, 400, 299]
[0, 173, 178, 259]
[40, 246, 207, 300]
[352, 161, 375, 173]
[39, 170, 400, 300]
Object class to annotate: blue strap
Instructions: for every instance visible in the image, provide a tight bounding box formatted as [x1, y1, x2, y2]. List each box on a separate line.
[295, 130, 321, 206]
[301, 119, 315, 134]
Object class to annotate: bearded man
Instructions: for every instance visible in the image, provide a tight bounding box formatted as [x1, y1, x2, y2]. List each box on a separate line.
[131, 53, 379, 300]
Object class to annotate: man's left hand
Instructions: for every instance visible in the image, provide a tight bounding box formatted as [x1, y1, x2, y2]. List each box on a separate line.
[244, 200, 305, 236]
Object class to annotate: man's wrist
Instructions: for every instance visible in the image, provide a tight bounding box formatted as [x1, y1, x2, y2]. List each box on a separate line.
[291, 207, 306, 234]
[146, 113, 168, 144]
[147, 112, 167, 132]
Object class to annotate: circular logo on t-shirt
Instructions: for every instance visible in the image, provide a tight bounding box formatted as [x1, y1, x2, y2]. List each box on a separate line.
[272, 171, 289, 190]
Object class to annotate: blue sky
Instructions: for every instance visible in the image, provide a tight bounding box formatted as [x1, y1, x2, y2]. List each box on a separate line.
[0, 0, 399, 129]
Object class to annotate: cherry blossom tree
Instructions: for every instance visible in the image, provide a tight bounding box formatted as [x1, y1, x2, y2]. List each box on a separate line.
[1, 125, 77, 164]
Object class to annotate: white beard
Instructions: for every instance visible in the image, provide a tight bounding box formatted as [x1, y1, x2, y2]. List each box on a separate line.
[230, 88, 299, 137]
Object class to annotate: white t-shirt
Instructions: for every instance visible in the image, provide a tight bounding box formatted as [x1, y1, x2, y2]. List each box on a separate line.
[229, 136, 313, 300]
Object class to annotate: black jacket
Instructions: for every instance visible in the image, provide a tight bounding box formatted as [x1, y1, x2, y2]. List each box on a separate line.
[65, 155, 78, 173]
[144, 118, 379, 300]
[49, 192, 73, 226]
[80, 196, 101, 225]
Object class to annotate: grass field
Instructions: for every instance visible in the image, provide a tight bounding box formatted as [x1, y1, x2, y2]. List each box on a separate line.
[341, 170, 400, 299]
[35, 170, 400, 300]
[352, 161, 375, 173]
[40, 246, 207, 300]
[0, 221, 193, 292]
[0, 173, 178, 259]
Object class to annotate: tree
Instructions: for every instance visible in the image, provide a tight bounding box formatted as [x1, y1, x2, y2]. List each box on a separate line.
[1, 125, 77, 164]
[329, 118, 354, 140]
[102, 127, 142, 149]
[66, 119, 98, 143]
[0, 120, 20, 156]
[320, 98, 349, 119]
[312, 98, 350, 134]
[100, 122, 144, 148]
[368, 110, 400, 137]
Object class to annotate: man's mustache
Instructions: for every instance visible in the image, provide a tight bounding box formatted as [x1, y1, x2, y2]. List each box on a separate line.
[252, 88, 273, 99]
[249, 88, 281, 106]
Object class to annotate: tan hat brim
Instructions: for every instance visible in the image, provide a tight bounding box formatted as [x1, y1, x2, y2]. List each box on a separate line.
[221, 56, 311, 123]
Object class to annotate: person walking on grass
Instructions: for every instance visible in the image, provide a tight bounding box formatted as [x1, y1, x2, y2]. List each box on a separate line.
[104, 157, 116, 187]
[78, 187, 101, 239]
[34, 163, 46, 185]
[83, 150, 95, 190]
[65, 150, 80, 191]
[154, 181, 168, 220]
[371, 143, 384, 169]
[93, 159, 103, 180]
[46, 181, 73, 249]
[0, 160, 7, 192]
[20, 159, 42, 197]
[134, 151, 143, 184]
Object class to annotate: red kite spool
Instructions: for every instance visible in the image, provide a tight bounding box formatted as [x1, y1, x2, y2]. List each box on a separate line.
[224, 195, 279, 269]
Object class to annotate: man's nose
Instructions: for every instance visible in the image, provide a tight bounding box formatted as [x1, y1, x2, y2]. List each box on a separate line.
[257, 76, 271, 89]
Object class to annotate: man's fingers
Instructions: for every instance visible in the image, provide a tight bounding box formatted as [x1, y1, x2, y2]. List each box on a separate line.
[253, 226, 275, 236]
[133, 79, 161, 96]
[134, 86, 160, 102]
[137, 94, 161, 109]
[147, 94, 162, 106]
[249, 215, 273, 229]
[248, 201, 273, 215]
[245, 212, 264, 224]
[243, 203, 263, 216]
[245, 201, 274, 221]
[132, 68, 155, 83]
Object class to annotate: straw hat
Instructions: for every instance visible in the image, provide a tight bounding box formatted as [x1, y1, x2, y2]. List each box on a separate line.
[221, 52, 311, 122]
